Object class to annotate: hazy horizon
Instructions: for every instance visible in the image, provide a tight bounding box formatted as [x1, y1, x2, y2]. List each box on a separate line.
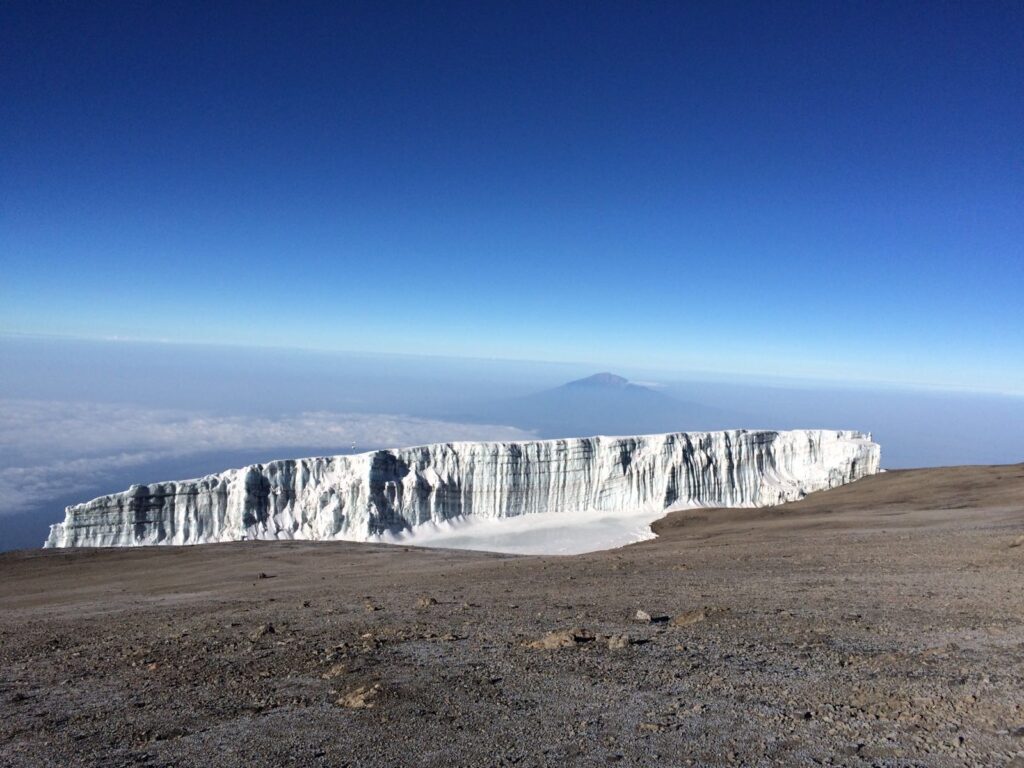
[2, 335, 1021, 551]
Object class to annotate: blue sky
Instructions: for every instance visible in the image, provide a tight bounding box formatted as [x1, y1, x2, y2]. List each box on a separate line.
[2, 1, 1022, 392]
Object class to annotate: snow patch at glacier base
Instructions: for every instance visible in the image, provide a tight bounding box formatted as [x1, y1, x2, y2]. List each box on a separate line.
[370, 505, 669, 555]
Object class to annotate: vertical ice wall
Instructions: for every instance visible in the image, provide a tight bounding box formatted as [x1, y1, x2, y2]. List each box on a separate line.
[44, 429, 880, 548]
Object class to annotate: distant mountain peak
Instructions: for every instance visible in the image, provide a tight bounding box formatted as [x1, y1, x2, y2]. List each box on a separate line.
[564, 372, 633, 389]
[449, 370, 731, 439]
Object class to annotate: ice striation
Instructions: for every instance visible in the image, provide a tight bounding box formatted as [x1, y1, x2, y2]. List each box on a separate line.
[44, 429, 880, 549]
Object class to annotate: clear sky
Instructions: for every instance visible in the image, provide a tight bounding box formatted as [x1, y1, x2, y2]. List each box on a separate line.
[2, 1, 1022, 392]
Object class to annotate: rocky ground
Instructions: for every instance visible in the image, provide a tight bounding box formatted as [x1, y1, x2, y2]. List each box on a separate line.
[1, 464, 1023, 767]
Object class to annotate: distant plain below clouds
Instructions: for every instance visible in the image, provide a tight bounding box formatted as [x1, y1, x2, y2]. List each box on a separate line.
[0, 399, 534, 517]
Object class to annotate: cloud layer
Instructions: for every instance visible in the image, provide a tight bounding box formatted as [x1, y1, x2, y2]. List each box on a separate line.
[0, 399, 533, 516]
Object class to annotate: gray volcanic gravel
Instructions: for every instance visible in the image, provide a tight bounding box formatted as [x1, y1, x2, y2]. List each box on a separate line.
[1, 464, 1023, 767]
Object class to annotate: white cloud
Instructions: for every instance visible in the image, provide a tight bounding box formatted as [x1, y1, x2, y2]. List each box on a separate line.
[0, 399, 533, 516]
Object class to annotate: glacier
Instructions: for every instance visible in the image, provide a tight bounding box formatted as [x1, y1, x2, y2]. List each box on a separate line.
[44, 429, 880, 550]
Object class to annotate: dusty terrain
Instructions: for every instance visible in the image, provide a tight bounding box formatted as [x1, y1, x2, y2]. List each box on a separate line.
[1, 464, 1023, 767]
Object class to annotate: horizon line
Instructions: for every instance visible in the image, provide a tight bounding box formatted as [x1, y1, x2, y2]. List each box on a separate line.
[2, 329, 1022, 399]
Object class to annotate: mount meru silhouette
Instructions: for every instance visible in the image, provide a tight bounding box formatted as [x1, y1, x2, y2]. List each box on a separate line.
[455, 373, 735, 438]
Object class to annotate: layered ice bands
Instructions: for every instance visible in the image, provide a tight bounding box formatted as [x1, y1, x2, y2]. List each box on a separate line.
[44, 429, 880, 548]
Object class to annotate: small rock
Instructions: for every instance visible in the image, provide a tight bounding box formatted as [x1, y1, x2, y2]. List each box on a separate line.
[635, 610, 669, 624]
[249, 623, 275, 642]
[336, 683, 380, 709]
[321, 663, 347, 679]
[607, 634, 634, 650]
[670, 609, 706, 628]
[528, 628, 595, 649]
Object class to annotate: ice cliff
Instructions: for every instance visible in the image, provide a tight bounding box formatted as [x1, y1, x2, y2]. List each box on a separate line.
[44, 429, 880, 548]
